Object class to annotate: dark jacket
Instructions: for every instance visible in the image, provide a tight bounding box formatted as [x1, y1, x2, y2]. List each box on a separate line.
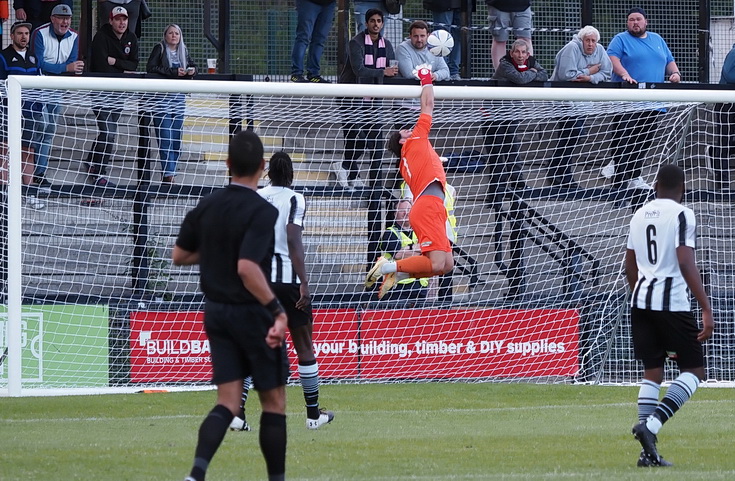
[486, 0, 531, 12]
[423, 0, 476, 11]
[339, 33, 395, 84]
[492, 54, 548, 84]
[0, 45, 42, 112]
[146, 42, 196, 79]
[89, 23, 139, 73]
[13, 0, 72, 20]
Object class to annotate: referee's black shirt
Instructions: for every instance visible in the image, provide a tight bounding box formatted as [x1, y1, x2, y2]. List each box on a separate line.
[176, 184, 278, 304]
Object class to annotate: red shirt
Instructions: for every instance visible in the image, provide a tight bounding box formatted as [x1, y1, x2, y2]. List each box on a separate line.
[400, 113, 447, 198]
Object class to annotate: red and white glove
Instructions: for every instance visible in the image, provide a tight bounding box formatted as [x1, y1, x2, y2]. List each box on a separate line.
[413, 63, 433, 87]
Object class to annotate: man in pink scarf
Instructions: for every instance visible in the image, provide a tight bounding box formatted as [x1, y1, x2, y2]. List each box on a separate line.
[335, 8, 399, 190]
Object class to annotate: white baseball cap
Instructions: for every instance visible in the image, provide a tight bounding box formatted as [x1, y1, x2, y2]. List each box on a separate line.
[110, 6, 129, 19]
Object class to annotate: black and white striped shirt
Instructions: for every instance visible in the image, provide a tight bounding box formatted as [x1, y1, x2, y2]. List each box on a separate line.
[627, 198, 697, 312]
[258, 185, 306, 284]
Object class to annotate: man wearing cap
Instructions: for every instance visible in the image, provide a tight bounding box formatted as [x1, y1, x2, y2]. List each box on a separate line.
[86, 5, 139, 187]
[30, 4, 84, 191]
[0, 22, 45, 208]
[97, 0, 141, 39]
[603, 7, 682, 208]
[13, 0, 73, 33]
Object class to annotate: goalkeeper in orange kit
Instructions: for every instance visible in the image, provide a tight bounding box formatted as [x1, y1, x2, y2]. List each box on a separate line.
[367, 64, 454, 299]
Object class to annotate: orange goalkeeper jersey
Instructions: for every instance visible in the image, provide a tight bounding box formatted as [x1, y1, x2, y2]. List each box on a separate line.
[400, 113, 447, 197]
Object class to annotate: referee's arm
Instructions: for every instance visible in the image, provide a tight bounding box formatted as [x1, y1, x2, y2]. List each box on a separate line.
[172, 245, 199, 265]
[238, 259, 288, 347]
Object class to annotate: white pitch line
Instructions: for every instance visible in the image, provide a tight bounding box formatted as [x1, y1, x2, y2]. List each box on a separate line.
[1, 399, 732, 424]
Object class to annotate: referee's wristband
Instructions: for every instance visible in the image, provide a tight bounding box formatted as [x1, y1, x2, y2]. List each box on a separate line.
[670, 71, 680, 77]
[264, 298, 285, 317]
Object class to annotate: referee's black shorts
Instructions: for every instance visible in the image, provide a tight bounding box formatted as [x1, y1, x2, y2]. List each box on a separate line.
[272, 282, 312, 329]
[204, 300, 289, 390]
[631, 307, 704, 370]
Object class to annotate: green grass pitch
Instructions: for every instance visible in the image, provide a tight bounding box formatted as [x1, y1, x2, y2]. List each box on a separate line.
[1, 383, 733, 480]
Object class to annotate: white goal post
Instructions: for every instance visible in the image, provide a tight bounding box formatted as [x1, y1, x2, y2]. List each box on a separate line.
[2, 75, 735, 396]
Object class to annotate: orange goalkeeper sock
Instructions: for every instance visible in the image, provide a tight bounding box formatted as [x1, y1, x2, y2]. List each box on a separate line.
[396, 256, 434, 276]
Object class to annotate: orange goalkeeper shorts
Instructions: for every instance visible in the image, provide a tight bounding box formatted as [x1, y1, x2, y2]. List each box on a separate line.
[409, 194, 451, 254]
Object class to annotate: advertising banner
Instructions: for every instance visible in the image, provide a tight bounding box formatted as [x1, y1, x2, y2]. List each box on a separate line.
[356, 309, 579, 379]
[0, 305, 109, 387]
[129, 311, 211, 383]
[128, 308, 579, 383]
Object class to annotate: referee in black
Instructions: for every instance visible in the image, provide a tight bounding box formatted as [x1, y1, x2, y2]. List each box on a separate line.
[625, 164, 714, 468]
[174, 130, 289, 481]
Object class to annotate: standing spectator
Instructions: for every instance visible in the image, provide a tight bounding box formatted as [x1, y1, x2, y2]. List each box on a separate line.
[86, 6, 138, 187]
[423, 0, 475, 80]
[709, 43, 735, 191]
[291, 0, 335, 83]
[547, 25, 611, 188]
[335, 8, 397, 190]
[31, 3, 83, 192]
[492, 38, 547, 83]
[0, 21, 45, 209]
[604, 7, 681, 200]
[486, 0, 533, 71]
[396, 20, 450, 82]
[625, 164, 714, 467]
[173, 131, 288, 481]
[229, 152, 334, 432]
[13, 0, 72, 33]
[146, 24, 196, 184]
[97, 0, 141, 38]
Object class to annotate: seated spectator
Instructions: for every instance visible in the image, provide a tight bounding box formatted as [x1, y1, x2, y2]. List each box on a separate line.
[396, 20, 450, 81]
[0, 21, 45, 208]
[86, 6, 139, 187]
[550, 25, 611, 84]
[546, 26, 611, 189]
[335, 8, 398, 190]
[146, 24, 196, 184]
[377, 199, 428, 304]
[492, 38, 547, 84]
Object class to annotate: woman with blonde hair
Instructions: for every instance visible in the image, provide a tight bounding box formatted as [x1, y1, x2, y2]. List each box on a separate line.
[146, 24, 196, 183]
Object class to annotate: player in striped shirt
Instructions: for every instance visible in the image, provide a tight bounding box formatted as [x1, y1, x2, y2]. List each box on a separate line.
[367, 64, 454, 299]
[230, 152, 334, 432]
[625, 164, 714, 467]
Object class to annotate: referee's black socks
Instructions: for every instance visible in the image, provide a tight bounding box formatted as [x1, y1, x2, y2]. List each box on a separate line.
[260, 412, 287, 480]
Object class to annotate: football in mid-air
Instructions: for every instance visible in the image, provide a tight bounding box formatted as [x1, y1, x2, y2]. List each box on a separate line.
[427, 29, 454, 57]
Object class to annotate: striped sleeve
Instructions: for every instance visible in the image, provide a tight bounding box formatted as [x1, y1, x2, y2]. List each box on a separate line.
[288, 192, 306, 227]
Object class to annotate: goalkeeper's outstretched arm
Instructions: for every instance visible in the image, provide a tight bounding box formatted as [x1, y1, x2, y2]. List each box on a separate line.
[420, 81, 434, 116]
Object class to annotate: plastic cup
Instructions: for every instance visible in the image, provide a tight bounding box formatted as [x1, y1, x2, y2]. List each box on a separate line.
[207, 59, 217, 74]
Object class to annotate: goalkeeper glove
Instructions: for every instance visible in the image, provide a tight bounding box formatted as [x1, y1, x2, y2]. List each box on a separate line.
[414, 63, 433, 87]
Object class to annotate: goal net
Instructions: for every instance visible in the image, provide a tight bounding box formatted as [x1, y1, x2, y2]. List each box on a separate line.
[2, 76, 733, 395]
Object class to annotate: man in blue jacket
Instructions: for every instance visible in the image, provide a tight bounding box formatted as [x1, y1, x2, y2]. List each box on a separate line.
[31, 4, 84, 191]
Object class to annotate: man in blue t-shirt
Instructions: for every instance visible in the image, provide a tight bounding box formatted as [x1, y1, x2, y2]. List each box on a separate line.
[607, 7, 680, 84]
[602, 7, 682, 209]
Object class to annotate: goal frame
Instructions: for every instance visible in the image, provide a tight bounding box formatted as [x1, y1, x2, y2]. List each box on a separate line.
[4, 75, 735, 396]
